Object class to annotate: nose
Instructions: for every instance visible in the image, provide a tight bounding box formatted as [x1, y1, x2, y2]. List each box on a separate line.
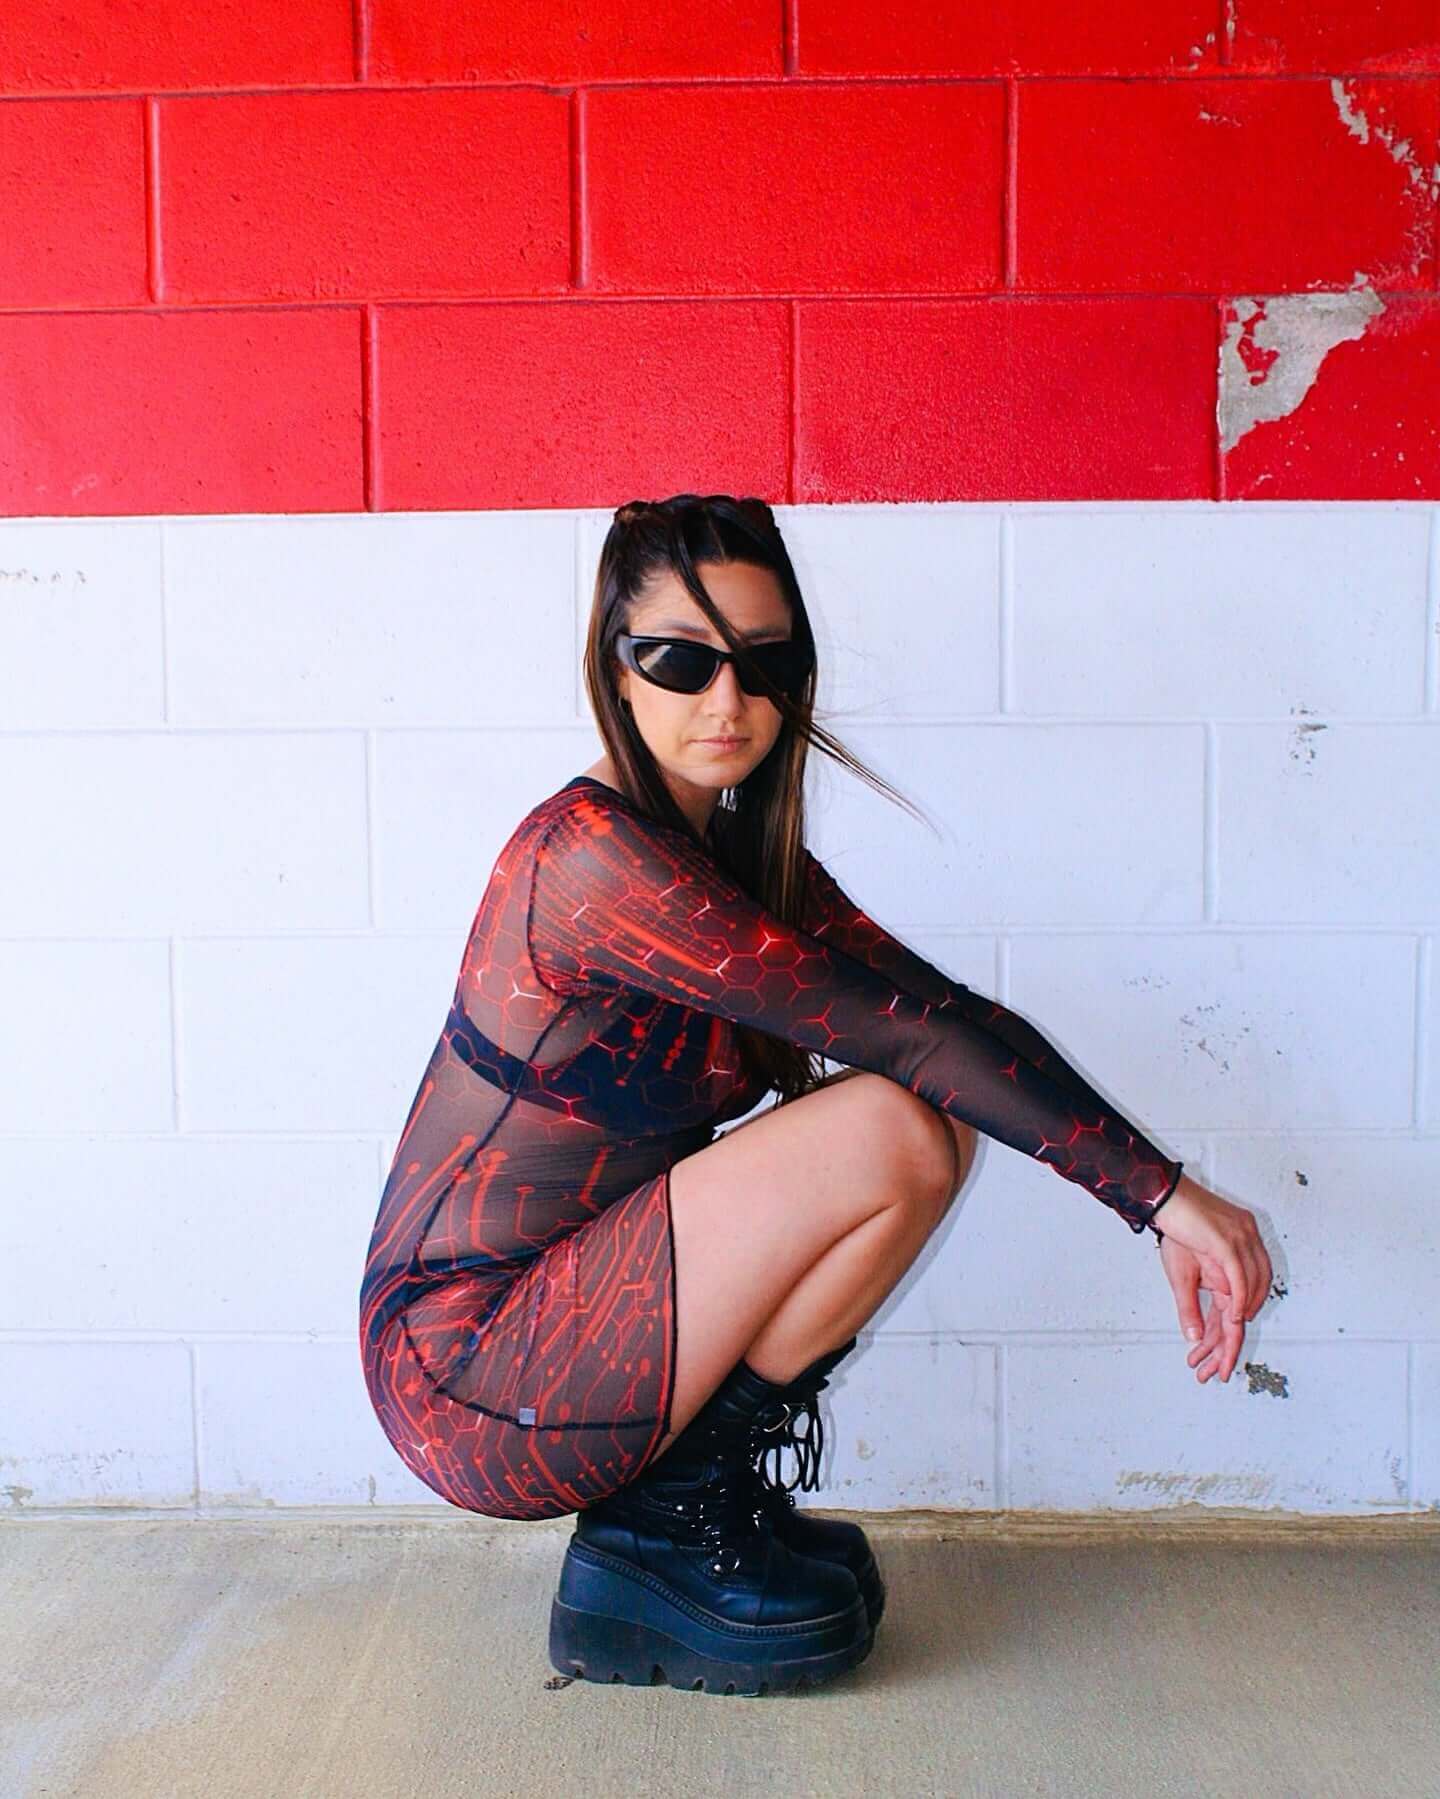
[703, 659, 747, 716]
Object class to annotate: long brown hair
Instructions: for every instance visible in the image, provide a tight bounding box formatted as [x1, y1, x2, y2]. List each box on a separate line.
[581, 492, 929, 1108]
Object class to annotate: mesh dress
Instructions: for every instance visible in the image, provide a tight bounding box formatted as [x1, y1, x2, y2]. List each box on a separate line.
[358, 774, 1183, 1521]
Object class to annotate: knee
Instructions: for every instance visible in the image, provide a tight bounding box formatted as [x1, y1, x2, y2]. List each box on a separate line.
[847, 1075, 974, 1217]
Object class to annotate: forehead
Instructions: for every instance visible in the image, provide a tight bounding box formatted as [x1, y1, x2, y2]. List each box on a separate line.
[629, 561, 789, 634]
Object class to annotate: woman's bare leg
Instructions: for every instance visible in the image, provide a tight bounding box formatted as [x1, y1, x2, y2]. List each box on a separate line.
[651, 1073, 977, 1461]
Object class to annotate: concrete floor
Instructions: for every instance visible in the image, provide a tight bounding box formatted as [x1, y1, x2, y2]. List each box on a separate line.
[3, 1511, 1438, 1799]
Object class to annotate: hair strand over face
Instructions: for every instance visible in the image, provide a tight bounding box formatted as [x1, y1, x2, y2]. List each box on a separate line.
[581, 493, 932, 1108]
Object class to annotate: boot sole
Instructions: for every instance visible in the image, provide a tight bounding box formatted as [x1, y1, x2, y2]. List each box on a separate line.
[549, 1540, 874, 1695]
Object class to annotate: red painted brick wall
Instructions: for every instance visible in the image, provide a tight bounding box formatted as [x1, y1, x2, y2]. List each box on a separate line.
[1, 2, 1435, 513]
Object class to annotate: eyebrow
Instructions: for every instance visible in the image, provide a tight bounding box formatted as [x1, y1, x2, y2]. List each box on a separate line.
[641, 619, 790, 641]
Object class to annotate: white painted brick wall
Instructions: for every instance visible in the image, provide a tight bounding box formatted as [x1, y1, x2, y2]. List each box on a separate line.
[1, 504, 1436, 1518]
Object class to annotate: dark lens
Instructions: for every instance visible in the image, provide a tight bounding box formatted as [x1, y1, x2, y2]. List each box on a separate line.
[632, 639, 718, 693]
[738, 640, 812, 698]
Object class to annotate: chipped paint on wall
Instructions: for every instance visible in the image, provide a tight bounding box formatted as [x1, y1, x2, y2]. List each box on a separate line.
[1218, 287, 1385, 451]
[1245, 1362, 1290, 1398]
[1177, 1000, 1253, 1073]
[1329, 79, 1440, 279]
[1116, 1469, 1277, 1502]
[1329, 78, 1440, 204]
[1288, 717, 1328, 768]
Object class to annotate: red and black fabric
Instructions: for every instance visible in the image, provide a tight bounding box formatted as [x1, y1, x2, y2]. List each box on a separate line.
[358, 775, 1182, 1521]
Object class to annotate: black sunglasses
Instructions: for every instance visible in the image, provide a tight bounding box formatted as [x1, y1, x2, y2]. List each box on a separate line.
[615, 632, 814, 699]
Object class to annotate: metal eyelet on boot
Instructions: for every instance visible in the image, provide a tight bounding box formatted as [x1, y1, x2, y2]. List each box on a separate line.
[757, 1400, 793, 1433]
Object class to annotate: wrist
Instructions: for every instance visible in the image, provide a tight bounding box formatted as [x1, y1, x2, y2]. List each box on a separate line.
[1145, 1164, 1187, 1239]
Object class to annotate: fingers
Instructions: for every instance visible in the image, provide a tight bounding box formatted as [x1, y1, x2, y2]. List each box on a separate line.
[1224, 1226, 1277, 1330]
[1224, 1254, 1249, 1327]
[1249, 1239, 1275, 1321]
[1174, 1284, 1205, 1345]
[1216, 1299, 1247, 1381]
[1187, 1299, 1226, 1382]
[1186, 1289, 1246, 1383]
[1167, 1205, 1274, 1385]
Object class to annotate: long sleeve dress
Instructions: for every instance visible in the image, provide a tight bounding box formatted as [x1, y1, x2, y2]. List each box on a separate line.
[358, 773, 1183, 1521]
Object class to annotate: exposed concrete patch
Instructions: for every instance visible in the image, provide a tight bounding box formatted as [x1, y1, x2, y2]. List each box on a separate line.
[1329, 79, 1439, 278]
[1218, 288, 1386, 451]
[1116, 1469, 1276, 1502]
[1245, 1362, 1290, 1399]
[1330, 78, 1440, 203]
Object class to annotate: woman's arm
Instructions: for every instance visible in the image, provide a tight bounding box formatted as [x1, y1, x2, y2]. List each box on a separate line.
[528, 788, 1182, 1235]
[800, 848, 1165, 1138]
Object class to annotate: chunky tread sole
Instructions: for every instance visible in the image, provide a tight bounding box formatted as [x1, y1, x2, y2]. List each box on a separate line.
[548, 1540, 873, 1696]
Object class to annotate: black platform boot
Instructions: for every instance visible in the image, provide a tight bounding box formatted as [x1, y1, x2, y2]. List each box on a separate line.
[548, 1358, 872, 1696]
[739, 1336, 887, 1638]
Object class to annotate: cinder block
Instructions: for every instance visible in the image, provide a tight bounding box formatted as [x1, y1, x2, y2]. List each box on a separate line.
[198, 1339, 438, 1508]
[0, 1138, 378, 1334]
[160, 89, 570, 303]
[0, 309, 363, 517]
[167, 513, 579, 729]
[586, 83, 1004, 295]
[812, 721, 1201, 927]
[820, 1337, 997, 1511]
[1007, 1340, 1409, 1514]
[0, 98, 145, 308]
[1219, 725, 1440, 922]
[179, 933, 465, 1133]
[797, 0, 1219, 77]
[1206, 1135, 1440, 1337]
[1012, 933, 1415, 1130]
[0, 521, 164, 727]
[0, 941, 171, 1132]
[0, 732, 369, 933]
[0, 1342, 193, 1509]
[1016, 79, 1437, 291]
[377, 302, 790, 511]
[795, 300, 1216, 501]
[374, 729, 598, 927]
[1013, 508, 1429, 717]
[371, 0, 780, 83]
[776, 507, 1000, 719]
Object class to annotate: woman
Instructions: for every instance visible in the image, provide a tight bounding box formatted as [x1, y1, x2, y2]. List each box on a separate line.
[358, 493, 1272, 1697]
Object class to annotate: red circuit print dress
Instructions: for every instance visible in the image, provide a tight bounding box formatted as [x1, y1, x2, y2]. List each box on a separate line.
[358, 775, 1183, 1521]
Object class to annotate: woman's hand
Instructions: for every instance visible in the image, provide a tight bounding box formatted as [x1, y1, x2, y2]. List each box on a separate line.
[1148, 1173, 1273, 1384]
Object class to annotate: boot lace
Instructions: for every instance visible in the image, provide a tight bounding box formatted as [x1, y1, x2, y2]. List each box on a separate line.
[752, 1395, 825, 1500]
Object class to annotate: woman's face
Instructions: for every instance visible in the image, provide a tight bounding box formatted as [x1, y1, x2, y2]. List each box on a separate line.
[615, 560, 794, 813]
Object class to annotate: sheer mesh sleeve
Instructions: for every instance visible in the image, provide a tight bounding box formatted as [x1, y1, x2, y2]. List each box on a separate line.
[529, 787, 1182, 1234]
[801, 848, 1184, 1192]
